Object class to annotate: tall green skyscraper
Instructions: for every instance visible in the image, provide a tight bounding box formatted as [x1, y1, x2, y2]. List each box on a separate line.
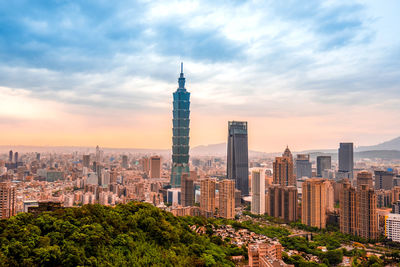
[171, 63, 190, 188]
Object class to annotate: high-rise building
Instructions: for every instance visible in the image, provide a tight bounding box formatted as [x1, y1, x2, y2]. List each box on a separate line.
[251, 169, 265, 215]
[140, 157, 150, 174]
[266, 185, 298, 222]
[340, 182, 357, 235]
[14, 152, 19, 163]
[122, 155, 128, 169]
[338, 143, 353, 179]
[316, 156, 331, 177]
[8, 150, 12, 163]
[171, 63, 190, 188]
[0, 182, 16, 219]
[357, 171, 373, 188]
[181, 173, 194, 207]
[150, 156, 161, 178]
[339, 182, 379, 240]
[95, 145, 103, 163]
[295, 154, 311, 179]
[219, 179, 235, 219]
[200, 178, 216, 215]
[357, 184, 378, 240]
[36, 153, 41, 161]
[273, 147, 294, 186]
[375, 170, 394, 190]
[227, 121, 249, 196]
[324, 180, 335, 213]
[302, 178, 326, 229]
[385, 214, 400, 242]
[83, 155, 90, 168]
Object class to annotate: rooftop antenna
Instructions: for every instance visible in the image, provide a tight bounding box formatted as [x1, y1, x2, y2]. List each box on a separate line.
[181, 62, 183, 74]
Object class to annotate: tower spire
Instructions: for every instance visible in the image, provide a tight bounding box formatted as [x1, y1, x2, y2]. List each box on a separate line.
[181, 62, 183, 74]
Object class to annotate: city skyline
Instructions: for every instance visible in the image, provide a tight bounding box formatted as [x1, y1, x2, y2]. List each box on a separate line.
[0, 1, 400, 151]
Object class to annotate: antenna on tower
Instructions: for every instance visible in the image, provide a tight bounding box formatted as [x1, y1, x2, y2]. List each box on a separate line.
[181, 62, 183, 73]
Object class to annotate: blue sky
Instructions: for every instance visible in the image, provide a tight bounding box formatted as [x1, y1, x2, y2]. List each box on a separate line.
[0, 0, 399, 151]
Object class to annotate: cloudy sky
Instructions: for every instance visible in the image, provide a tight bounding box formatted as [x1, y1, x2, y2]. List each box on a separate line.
[0, 0, 399, 152]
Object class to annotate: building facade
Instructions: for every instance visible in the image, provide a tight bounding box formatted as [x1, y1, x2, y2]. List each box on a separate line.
[295, 154, 311, 179]
[200, 178, 216, 215]
[219, 179, 235, 219]
[316, 156, 331, 177]
[273, 147, 295, 186]
[338, 142, 354, 179]
[251, 169, 265, 215]
[227, 121, 249, 196]
[171, 63, 190, 188]
[302, 178, 326, 229]
[0, 182, 16, 219]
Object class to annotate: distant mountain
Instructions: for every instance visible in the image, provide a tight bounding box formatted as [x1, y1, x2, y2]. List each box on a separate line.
[357, 136, 400, 151]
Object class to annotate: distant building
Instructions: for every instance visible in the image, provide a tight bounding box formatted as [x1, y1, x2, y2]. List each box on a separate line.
[251, 169, 265, 215]
[83, 155, 90, 168]
[338, 143, 354, 179]
[375, 170, 394, 190]
[227, 121, 249, 196]
[181, 173, 194, 207]
[316, 156, 331, 177]
[8, 150, 12, 163]
[295, 154, 311, 179]
[14, 152, 19, 164]
[302, 178, 327, 229]
[150, 156, 161, 178]
[266, 185, 298, 223]
[0, 182, 16, 219]
[122, 155, 128, 169]
[219, 179, 235, 219]
[357, 171, 373, 188]
[200, 178, 216, 215]
[273, 147, 295, 186]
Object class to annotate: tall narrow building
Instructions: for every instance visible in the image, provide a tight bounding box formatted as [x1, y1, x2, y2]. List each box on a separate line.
[357, 184, 378, 240]
[227, 121, 249, 196]
[251, 168, 265, 215]
[0, 182, 16, 219]
[181, 173, 194, 207]
[273, 147, 295, 186]
[295, 154, 312, 178]
[171, 63, 190, 188]
[200, 178, 216, 215]
[302, 178, 327, 229]
[340, 182, 357, 235]
[219, 179, 235, 219]
[316, 156, 331, 177]
[338, 142, 354, 179]
[150, 156, 161, 178]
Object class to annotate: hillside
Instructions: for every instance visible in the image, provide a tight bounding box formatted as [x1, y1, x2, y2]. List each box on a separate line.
[0, 203, 241, 266]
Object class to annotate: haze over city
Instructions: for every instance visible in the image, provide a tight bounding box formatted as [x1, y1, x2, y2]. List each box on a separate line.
[1, 1, 399, 151]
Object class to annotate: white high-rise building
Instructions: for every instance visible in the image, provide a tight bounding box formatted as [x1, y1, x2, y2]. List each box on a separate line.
[251, 168, 265, 214]
[386, 213, 400, 242]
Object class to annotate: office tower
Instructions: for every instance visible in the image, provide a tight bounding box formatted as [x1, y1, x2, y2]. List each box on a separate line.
[219, 179, 235, 219]
[150, 156, 161, 178]
[122, 155, 128, 169]
[171, 63, 190, 188]
[200, 178, 216, 214]
[251, 169, 265, 215]
[0, 182, 16, 219]
[266, 185, 298, 222]
[374, 170, 394, 190]
[357, 184, 378, 240]
[273, 147, 295, 186]
[227, 121, 249, 196]
[357, 171, 373, 188]
[316, 156, 331, 177]
[385, 214, 400, 242]
[302, 178, 326, 228]
[95, 145, 103, 163]
[83, 155, 90, 168]
[140, 157, 150, 174]
[14, 152, 18, 163]
[181, 173, 194, 207]
[338, 142, 354, 179]
[295, 154, 312, 179]
[8, 150, 12, 163]
[340, 182, 357, 235]
[36, 153, 41, 161]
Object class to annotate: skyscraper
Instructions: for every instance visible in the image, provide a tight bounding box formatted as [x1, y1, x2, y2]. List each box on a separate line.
[227, 121, 249, 196]
[150, 156, 161, 178]
[295, 154, 312, 179]
[251, 169, 265, 215]
[302, 178, 327, 229]
[374, 170, 394, 190]
[219, 179, 235, 219]
[273, 147, 295, 186]
[121, 155, 128, 169]
[340, 182, 357, 235]
[0, 182, 16, 219]
[8, 150, 12, 163]
[171, 63, 190, 188]
[83, 155, 90, 168]
[357, 184, 378, 240]
[316, 156, 331, 177]
[338, 143, 354, 179]
[14, 152, 18, 163]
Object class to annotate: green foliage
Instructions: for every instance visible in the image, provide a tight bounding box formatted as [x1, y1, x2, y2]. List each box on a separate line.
[0, 203, 239, 266]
